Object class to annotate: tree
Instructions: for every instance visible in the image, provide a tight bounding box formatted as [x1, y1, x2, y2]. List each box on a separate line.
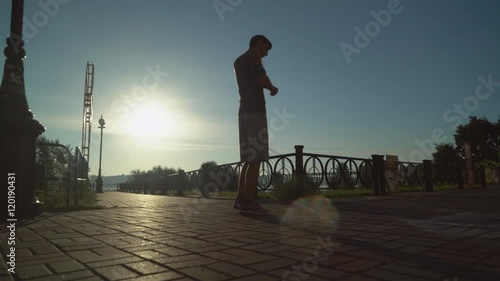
[128, 165, 177, 183]
[453, 116, 500, 185]
[493, 115, 500, 155]
[128, 169, 147, 183]
[432, 143, 459, 166]
[454, 116, 498, 161]
[200, 161, 218, 197]
[36, 135, 72, 179]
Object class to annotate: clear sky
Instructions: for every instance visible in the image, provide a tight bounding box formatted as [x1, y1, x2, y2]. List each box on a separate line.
[1, 0, 499, 176]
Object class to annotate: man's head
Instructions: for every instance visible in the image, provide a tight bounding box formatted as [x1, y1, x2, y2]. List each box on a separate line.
[249, 35, 272, 58]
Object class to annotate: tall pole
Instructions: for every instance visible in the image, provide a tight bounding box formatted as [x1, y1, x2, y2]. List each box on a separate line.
[96, 115, 105, 193]
[0, 0, 45, 218]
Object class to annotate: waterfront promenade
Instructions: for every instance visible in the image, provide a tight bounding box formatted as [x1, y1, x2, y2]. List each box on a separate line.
[1, 187, 500, 281]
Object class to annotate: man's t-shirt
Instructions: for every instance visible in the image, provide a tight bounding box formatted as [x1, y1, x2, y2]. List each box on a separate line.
[234, 50, 266, 114]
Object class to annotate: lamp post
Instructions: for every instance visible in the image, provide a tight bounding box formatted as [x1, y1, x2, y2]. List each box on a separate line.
[0, 0, 45, 218]
[96, 115, 105, 193]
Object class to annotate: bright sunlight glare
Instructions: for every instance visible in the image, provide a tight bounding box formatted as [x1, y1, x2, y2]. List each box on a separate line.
[125, 104, 180, 139]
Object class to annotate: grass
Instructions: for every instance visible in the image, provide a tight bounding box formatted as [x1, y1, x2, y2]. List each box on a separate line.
[319, 188, 373, 198]
[35, 187, 103, 212]
[196, 184, 461, 200]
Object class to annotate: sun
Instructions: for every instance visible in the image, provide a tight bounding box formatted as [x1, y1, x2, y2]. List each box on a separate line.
[126, 104, 180, 139]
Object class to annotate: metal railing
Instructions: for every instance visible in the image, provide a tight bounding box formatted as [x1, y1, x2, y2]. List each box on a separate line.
[118, 145, 479, 197]
[36, 144, 90, 207]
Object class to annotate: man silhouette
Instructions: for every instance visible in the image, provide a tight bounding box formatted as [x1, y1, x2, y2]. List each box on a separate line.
[233, 35, 278, 214]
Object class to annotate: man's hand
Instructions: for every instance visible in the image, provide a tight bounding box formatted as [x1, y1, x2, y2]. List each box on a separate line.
[270, 86, 279, 96]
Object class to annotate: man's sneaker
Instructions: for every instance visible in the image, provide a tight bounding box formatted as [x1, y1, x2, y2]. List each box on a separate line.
[233, 196, 243, 210]
[239, 201, 270, 215]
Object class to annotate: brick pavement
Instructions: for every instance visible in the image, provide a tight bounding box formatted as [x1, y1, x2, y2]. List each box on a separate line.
[1, 187, 500, 280]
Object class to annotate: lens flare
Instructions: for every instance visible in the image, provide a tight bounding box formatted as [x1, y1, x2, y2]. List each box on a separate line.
[280, 195, 340, 235]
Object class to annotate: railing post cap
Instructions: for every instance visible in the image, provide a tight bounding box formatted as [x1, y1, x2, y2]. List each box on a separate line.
[295, 145, 304, 149]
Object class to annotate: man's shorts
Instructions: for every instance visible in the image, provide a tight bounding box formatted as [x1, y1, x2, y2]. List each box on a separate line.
[239, 112, 269, 162]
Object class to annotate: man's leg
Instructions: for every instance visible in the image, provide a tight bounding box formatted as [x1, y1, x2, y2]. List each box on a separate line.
[245, 160, 260, 201]
[238, 162, 249, 200]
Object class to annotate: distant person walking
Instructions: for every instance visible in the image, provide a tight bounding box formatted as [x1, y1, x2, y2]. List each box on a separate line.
[233, 35, 278, 214]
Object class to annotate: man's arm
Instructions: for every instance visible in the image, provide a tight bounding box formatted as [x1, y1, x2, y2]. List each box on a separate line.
[249, 50, 278, 94]
[257, 75, 275, 91]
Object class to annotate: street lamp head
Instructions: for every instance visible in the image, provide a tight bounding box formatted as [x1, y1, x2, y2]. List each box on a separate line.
[98, 115, 105, 127]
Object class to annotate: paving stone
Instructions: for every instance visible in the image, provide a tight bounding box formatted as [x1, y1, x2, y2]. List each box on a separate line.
[154, 254, 203, 264]
[279, 237, 318, 247]
[424, 251, 480, 264]
[59, 243, 106, 252]
[248, 258, 297, 272]
[180, 244, 230, 254]
[31, 245, 61, 255]
[473, 264, 500, 274]
[2, 190, 500, 281]
[201, 251, 239, 261]
[66, 250, 102, 263]
[335, 259, 381, 273]
[205, 261, 257, 277]
[231, 273, 280, 281]
[309, 266, 350, 280]
[15, 264, 52, 279]
[253, 243, 296, 253]
[378, 235, 404, 241]
[396, 237, 442, 247]
[86, 256, 144, 269]
[179, 266, 230, 281]
[482, 255, 500, 267]
[432, 247, 489, 260]
[399, 245, 430, 254]
[47, 260, 85, 273]
[24, 270, 96, 281]
[363, 268, 431, 281]
[125, 261, 170, 274]
[232, 237, 266, 244]
[381, 241, 406, 249]
[381, 263, 447, 280]
[231, 252, 277, 266]
[347, 250, 395, 263]
[472, 245, 500, 254]
[16, 255, 69, 267]
[214, 239, 249, 248]
[0, 272, 14, 281]
[334, 245, 360, 253]
[338, 274, 379, 281]
[269, 250, 311, 261]
[321, 254, 358, 266]
[50, 238, 75, 245]
[14, 251, 64, 263]
[121, 271, 184, 281]
[154, 246, 190, 256]
[95, 265, 139, 280]
[161, 257, 218, 269]
[133, 250, 170, 260]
